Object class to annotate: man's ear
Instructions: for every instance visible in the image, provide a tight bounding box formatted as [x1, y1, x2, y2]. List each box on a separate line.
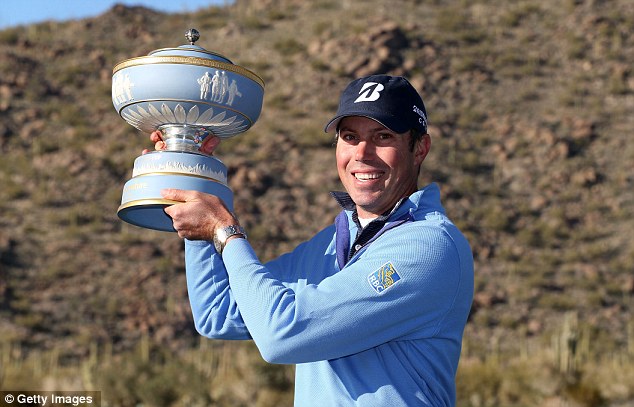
[414, 133, 431, 166]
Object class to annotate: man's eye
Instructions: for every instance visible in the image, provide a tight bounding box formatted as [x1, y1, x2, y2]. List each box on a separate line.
[340, 133, 357, 142]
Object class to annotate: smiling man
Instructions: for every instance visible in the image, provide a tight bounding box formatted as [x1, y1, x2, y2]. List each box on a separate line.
[334, 115, 427, 219]
[160, 74, 474, 406]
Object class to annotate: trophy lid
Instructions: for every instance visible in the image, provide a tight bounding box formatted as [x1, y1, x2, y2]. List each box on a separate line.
[112, 28, 263, 88]
[147, 28, 233, 63]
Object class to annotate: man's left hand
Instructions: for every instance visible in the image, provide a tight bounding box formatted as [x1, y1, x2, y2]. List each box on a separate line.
[162, 188, 238, 241]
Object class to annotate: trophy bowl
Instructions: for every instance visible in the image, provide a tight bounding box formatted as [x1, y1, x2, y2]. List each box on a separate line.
[112, 29, 264, 232]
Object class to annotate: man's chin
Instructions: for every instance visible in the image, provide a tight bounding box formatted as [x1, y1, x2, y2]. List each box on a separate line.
[349, 194, 384, 213]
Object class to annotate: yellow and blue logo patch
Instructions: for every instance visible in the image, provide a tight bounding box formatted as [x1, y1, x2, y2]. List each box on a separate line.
[367, 262, 401, 294]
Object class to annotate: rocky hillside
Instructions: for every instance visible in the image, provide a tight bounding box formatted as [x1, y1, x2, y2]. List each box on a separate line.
[0, 0, 632, 403]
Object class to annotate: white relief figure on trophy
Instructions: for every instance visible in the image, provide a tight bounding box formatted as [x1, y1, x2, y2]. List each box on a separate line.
[226, 79, 242, 106]
[211, 70, 221, 102]
[111, 74, 121, 103]
[198, 72, 212, 100]
[213, 71, 226, 103]
[219, 71, 229, 103]
[113, 73, 134, 104]
[123, 74, 134, 101]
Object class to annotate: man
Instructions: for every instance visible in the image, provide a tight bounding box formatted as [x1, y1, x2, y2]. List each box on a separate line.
[157, 75, 474, 406]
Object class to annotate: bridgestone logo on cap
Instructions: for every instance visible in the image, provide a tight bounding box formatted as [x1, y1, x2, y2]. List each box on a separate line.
[354, 82, 384, 103]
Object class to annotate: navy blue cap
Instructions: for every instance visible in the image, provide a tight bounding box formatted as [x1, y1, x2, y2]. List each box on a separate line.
[324, 74, 428, 134]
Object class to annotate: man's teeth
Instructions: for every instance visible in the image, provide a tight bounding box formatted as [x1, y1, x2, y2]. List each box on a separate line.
[354, 173, 381, 180]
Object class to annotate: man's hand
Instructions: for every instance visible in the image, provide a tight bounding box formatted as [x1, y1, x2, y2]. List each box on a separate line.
[141, 130, 167, 154]
[142, 130, 222, 155]
[162, 188, 239, 241]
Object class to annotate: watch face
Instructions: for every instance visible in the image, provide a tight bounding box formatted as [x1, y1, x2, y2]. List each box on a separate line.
[214, 225, 246, 254]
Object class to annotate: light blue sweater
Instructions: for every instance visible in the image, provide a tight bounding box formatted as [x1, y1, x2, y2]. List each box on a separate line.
[185, 183, 474, 406]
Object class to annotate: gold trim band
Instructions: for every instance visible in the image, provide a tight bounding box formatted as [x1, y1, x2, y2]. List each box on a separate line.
[113, 56, 265, 88]
[130, 171, 228, 184]
[149, 47, 233, 63]
[118, 198, 181, 211]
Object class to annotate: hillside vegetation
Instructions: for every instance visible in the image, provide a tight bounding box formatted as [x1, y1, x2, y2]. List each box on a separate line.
[0, 0, 632, 406]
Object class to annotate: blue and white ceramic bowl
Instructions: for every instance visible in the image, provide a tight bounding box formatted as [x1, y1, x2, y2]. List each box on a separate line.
[112, 29, 264, 138]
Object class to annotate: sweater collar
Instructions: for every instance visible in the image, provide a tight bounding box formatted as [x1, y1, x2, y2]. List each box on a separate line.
[330, 191, 406, 230]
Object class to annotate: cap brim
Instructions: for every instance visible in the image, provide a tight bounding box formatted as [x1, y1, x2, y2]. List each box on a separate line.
[324, 115, 345, 133]
[324, 113, 409, 133]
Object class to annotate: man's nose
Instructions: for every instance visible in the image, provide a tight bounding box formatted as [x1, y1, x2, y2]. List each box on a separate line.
[354, 140, 375, 161]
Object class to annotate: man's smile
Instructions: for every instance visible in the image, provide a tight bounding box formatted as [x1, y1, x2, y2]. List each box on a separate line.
[352, 171, 384, 181]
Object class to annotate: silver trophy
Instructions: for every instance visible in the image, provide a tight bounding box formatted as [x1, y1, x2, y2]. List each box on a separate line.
[112, 29, 264, 231]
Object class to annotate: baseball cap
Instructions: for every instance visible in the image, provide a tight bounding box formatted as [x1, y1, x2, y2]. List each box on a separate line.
[324, 74, 428, 134]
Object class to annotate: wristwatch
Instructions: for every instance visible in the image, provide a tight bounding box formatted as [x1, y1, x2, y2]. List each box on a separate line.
[213, 224, 247, 255]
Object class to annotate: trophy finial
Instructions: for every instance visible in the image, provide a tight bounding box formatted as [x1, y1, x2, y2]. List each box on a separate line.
[185, 28, 200, 45]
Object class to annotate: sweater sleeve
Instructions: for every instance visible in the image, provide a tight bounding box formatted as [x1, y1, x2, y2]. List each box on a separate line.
[184, 226, 337, 340]
[221, 220, 473, 364]
[184, 239, 251, 339]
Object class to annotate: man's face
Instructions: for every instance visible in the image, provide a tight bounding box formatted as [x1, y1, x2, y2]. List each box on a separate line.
[335, 116, 430, 219]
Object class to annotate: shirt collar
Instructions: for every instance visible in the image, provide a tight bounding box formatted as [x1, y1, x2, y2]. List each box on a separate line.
[330, 191, 407, 230]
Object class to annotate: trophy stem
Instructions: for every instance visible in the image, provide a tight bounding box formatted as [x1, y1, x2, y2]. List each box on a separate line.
[158, 124, 211, 154]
